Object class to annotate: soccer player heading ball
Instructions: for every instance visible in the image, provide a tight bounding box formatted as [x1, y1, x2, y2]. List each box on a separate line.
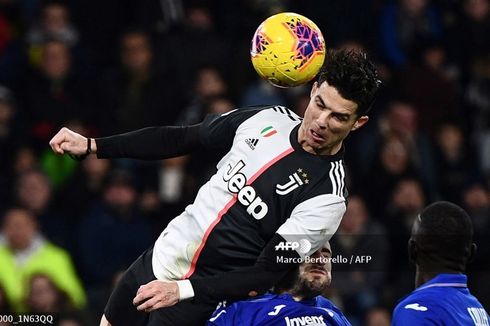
[49, 49, 380, 325]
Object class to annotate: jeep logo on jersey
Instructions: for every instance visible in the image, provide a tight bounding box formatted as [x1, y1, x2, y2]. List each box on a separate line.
[276, 168, 309, 195]
[223, 160, 269, 220]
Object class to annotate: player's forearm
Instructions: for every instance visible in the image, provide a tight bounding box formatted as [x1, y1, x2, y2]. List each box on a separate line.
[188, 233, 299, 303]
[95, 124, 202, 160]
[188, 265, 290, 303]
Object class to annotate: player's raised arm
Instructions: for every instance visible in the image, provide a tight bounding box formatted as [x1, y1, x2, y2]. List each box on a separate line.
[49, 108, 263, 160]
[50, 127, 97, 156]
[49, 124, 202, 160]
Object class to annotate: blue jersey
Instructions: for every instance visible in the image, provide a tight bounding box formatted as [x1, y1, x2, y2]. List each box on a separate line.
[207, 293, 351, 326]
[393, 274, 489, 326]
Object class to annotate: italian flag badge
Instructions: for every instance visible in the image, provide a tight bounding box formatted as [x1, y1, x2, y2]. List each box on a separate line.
[260, 126, 277, 137]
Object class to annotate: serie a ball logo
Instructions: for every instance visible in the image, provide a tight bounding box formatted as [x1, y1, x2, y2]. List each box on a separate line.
[250, 12, 326, 88]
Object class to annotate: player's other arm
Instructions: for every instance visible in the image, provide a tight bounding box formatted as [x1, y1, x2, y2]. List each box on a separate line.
[132, 232, 299, 312]
[133, 196, 346, 311]
[189, 195, 346, 303]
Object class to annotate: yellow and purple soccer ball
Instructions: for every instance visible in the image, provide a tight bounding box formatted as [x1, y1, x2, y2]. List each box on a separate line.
[250, 12, 326, 88]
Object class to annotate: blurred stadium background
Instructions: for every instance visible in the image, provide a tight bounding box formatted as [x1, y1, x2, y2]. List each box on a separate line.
[0, 0, 489, 325]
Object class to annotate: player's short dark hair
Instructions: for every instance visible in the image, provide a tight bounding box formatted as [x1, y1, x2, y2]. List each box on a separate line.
[417, 201, 474, 269]
[317, 49, 380, 116]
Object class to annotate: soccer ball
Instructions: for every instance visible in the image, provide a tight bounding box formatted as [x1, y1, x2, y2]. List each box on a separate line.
[250, 12, 326, 88]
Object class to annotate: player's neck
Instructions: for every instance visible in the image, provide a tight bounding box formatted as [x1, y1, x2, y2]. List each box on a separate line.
[286, 290, 316, 302]
[415, 267, 462, 288]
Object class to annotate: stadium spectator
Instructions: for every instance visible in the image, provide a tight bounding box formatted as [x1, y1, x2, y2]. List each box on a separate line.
[26, 2, 79, 48]
[433, 122, 483, 205]
[393, 40, 460, 133]
[383, 178, 427, 304]
[362, 134, 421, 216]
[207, 242, 351, 325]
[448, 0, 490, 75]
[0, 208, 85, 312]
[20, 39, 93, 149]
[463, 184, 490, 308]
[26, 274, 74, 313]
[356, 100, 436, 199]
[98, 29, 184, 133]
[177, 65, 229, 125]
[464, 54, 490, 178]
[157, 4, 230, 90]
[330, 195, 388, 324]
[54, 151, 111, 221]
[379, 0, 443, 67]
[0, 86, 22, 212]
[14, 168, 70, 249]
[77, 169, 153, 288]
[76, 169, 154, 318]
[392, 201, 489, 325]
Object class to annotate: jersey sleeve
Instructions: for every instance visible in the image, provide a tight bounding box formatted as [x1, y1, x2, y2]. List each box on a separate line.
[190, 233, 299, 303]
[276, 194, 346, 258]
[199, 108, 264, 150]
[96, 124, 202, 160]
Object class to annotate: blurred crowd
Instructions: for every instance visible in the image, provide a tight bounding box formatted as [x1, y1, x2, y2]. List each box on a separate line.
[0, 0, 489, 325]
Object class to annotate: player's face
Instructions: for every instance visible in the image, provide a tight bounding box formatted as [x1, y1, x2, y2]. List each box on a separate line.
[299, 81, 369, 155]
[296, 244, 332, 296]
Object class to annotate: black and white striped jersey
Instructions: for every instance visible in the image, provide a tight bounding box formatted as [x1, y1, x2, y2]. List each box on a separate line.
[152, 106, 347, 280]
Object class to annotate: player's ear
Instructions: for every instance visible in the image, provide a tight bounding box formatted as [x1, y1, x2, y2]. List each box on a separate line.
[408, 239, 417, 265]
[351, 116, 369, 131]
[310, 82, 318, 98]
[467, 243, 477, 264]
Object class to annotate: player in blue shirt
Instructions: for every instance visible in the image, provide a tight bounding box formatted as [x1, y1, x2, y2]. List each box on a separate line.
[207, 242, 351, 325]
[392, 201, 489, 325]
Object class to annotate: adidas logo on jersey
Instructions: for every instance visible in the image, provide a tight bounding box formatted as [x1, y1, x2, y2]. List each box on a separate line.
[223, 160, 268, 220]
[245, 138, 259, 150]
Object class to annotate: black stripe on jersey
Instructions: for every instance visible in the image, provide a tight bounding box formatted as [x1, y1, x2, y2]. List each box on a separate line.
[273, 106, 286, 114]
[338, 161, 346, 197]
[328, 161, 345, 197]
[273, 106, 300, 122]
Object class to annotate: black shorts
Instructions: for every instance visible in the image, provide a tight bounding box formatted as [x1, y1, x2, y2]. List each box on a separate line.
[104, 247, 218, 326]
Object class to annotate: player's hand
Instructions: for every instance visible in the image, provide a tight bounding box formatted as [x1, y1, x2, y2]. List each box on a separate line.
[133, 280, 179, 312]
[49, 127, 92, 155]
